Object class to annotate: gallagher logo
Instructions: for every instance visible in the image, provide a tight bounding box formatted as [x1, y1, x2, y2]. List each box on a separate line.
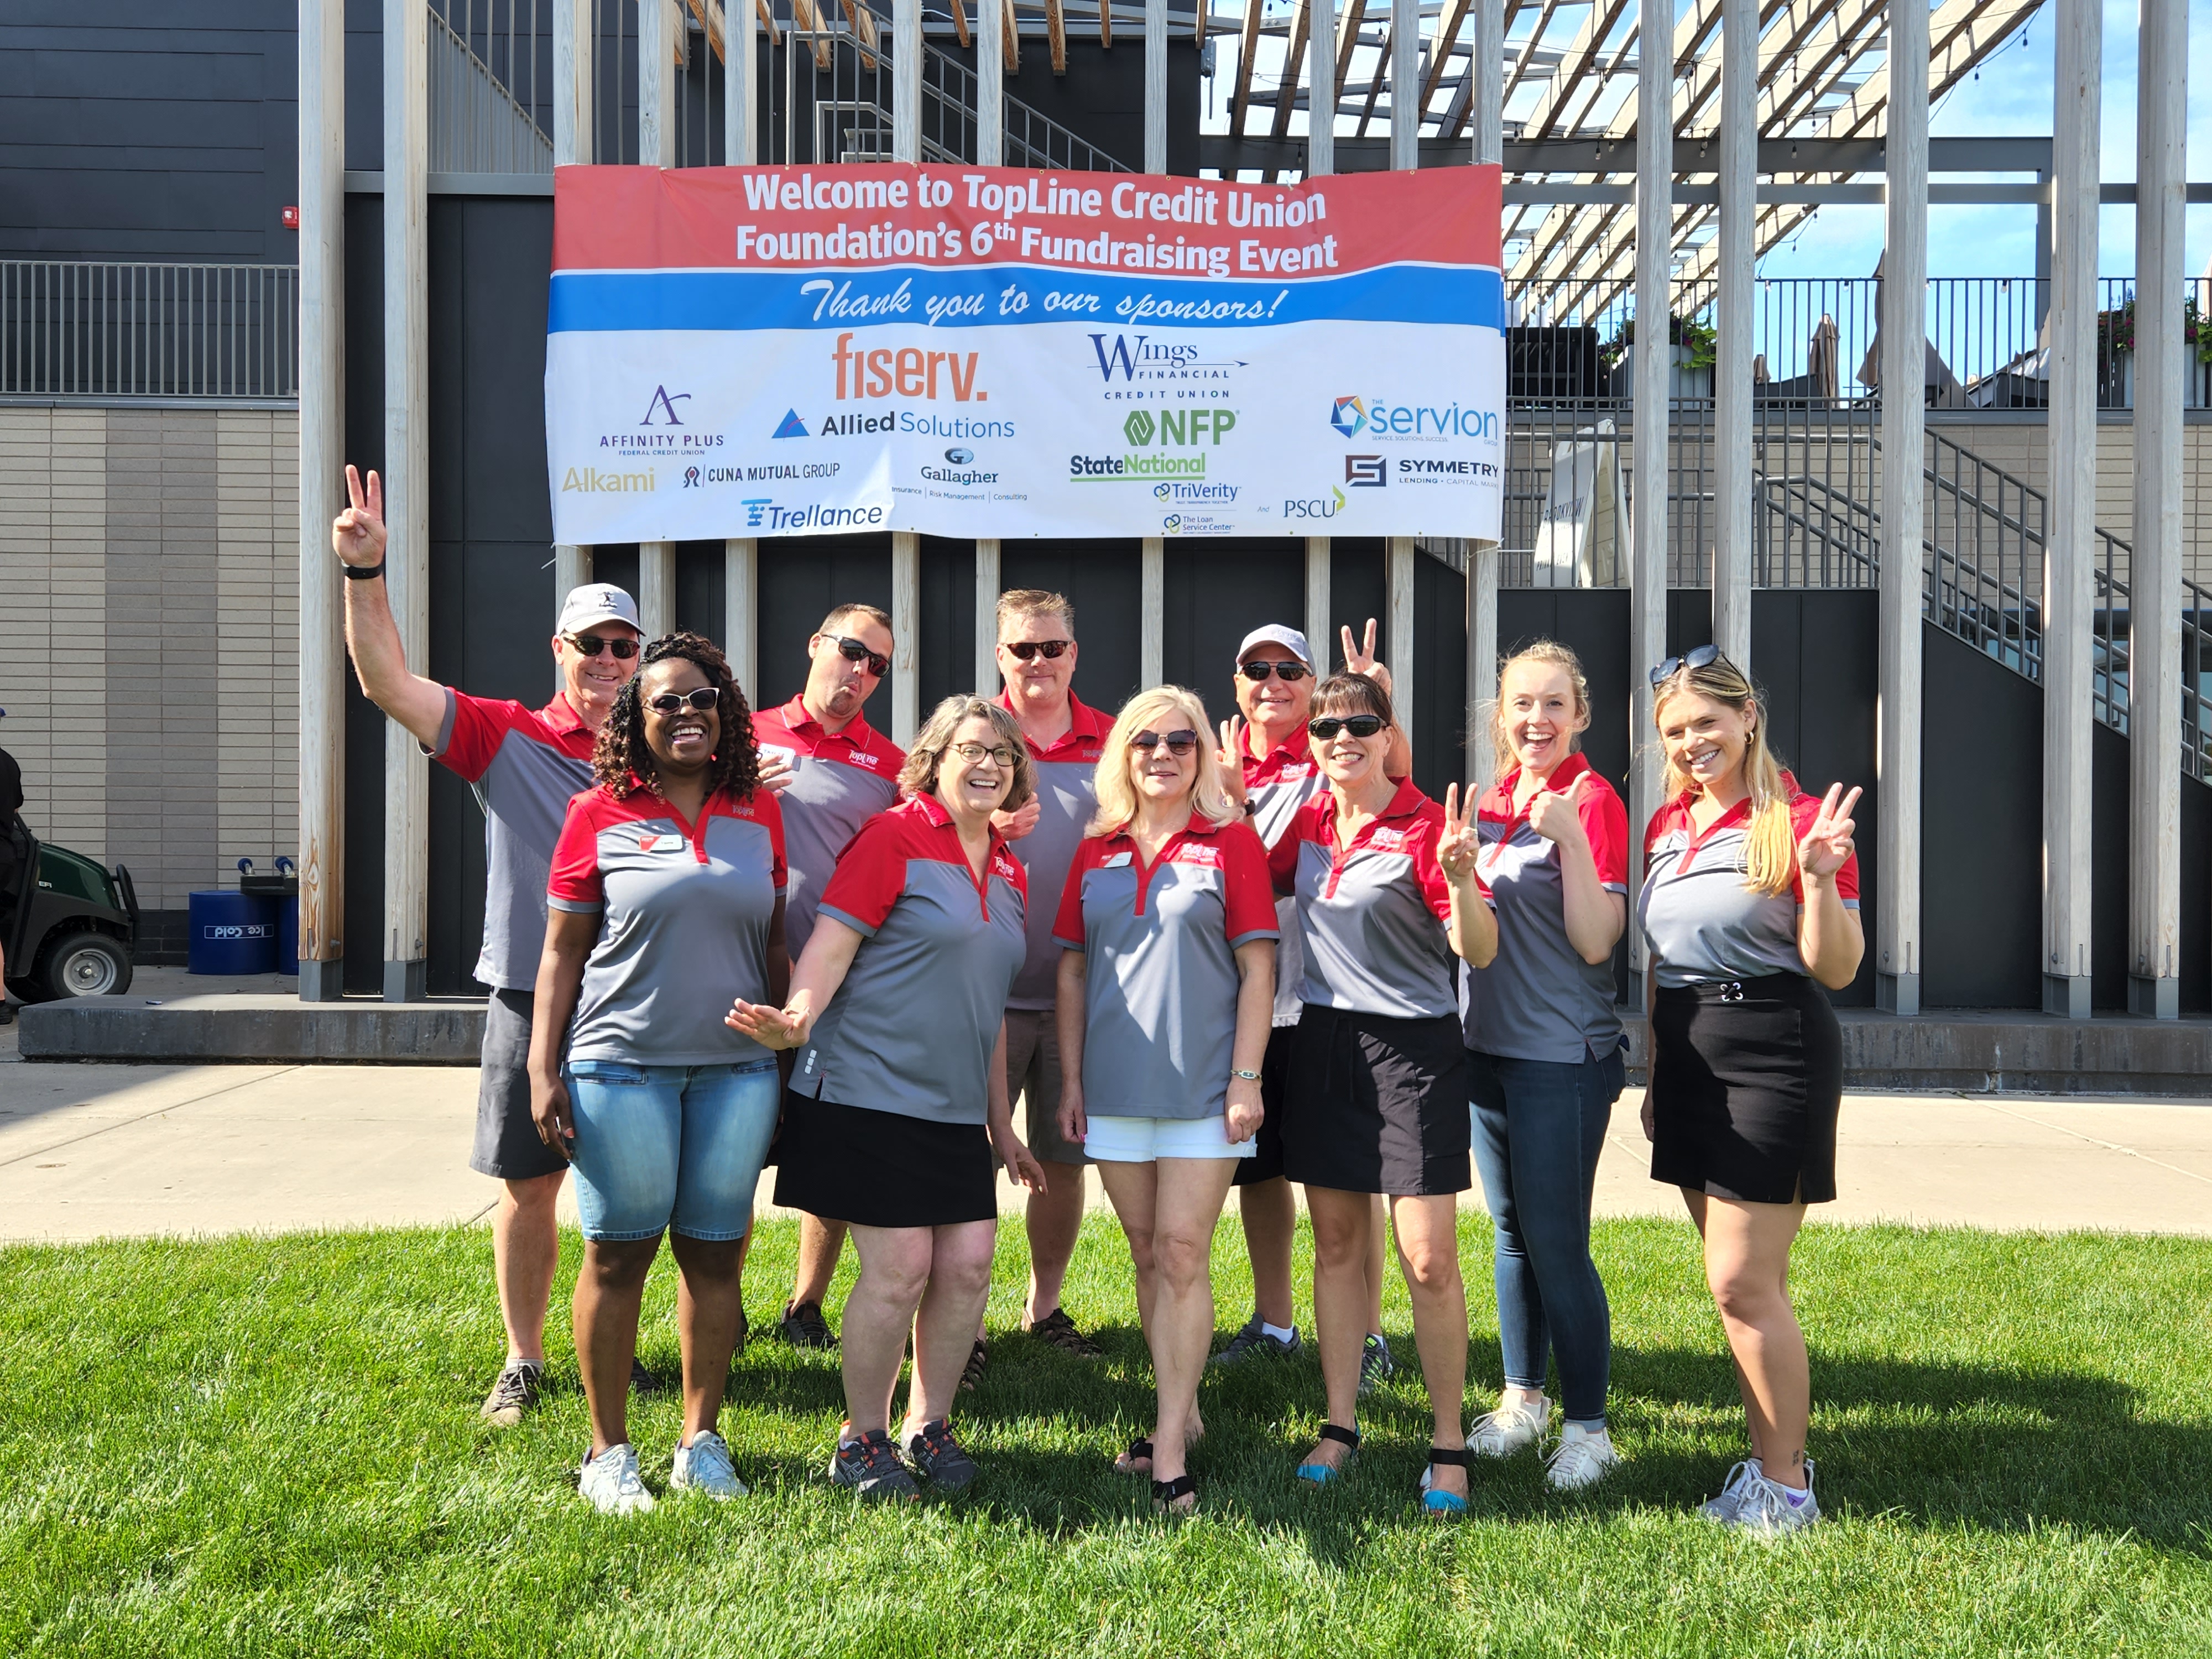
[945, 447, 974, 464]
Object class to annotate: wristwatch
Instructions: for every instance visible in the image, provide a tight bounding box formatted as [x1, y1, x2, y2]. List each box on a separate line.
[1231, 1068, 1261, 1081]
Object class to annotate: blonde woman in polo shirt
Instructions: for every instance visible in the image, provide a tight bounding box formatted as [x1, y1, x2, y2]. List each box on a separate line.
[1639, 647, 1863, 1537]
[1052, 686, 1279, 1514]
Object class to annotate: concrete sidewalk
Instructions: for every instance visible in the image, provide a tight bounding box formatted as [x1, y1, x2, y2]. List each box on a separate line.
[4, 1038, 2210, 1243]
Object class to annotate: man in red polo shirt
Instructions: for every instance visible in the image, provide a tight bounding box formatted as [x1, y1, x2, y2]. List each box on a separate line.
[990, 588, 1115, 1366]
[332, 464, 640, 1428]
[751, 602, 905, 1350]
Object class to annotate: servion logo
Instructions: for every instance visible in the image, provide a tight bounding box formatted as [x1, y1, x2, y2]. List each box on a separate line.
[772, 409, 810, 439]
[1330, 397, 1368, 438]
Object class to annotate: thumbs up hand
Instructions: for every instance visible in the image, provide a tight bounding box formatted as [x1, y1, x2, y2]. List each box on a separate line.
[1527, 772, 1592, 850]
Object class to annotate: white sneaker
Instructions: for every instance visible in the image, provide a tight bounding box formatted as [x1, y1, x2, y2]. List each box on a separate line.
[1467, 1397, 1550, 1457]
[670, 1430, 748, 1499]
[1543, 1422, 1621, 1490]
[1733, 1463, 1820, 1537]
[578, 1443, 657, 1515]
[1698, 1458, 1764, 1524]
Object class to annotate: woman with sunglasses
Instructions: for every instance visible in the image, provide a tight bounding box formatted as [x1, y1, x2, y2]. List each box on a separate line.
[1458, 640, 1631, 1491]
[1051, 686, 1278, 1514]
[728, 695, 1050, 1503]
[1639, 647, 1862, 1537]
[529, 633, 787, 1515]
[1269, 674, 1496, 1514]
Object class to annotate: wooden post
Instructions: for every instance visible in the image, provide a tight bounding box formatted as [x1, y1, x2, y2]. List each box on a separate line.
[1305, 538, 1331, 669]
[726, 539, 759, 701]
[1388, 538, 1416, 758]
[1875, 0, 1927, 1015]
[639, 0, 674, 166]
[640, 542, 676, 639]
[975, 540, 1002, 695]
[298, 0, 346, 1001]
[1389, 0, 1418, 172]
[1141, 538, 1165, 687]
[1308, 0, 1335, 176]
[892, 532, 921, 744]
[1464, 0, 1503, 791]
[979, 0, 1004, 164]
[554, 0, 593, 165]
[894, 0, 921, 163]
[552, 545, 593, 693]
[1711, 0, 1755, 669]
[382, 0, 430, 1003]
[1145, 0, 1166, 172]
[727, 0, 757, 163]
[2129, 0, 2185, 1019]
[1627, 0, 1671, 989]
[2043, 0, 2099, 1019]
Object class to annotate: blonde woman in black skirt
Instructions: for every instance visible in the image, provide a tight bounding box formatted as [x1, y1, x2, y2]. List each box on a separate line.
[1637, 647, 1863, 1538]
[1266, 673, 1496, 1515]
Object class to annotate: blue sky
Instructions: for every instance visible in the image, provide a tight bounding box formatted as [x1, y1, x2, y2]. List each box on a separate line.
[1756, 0, 2212, 282]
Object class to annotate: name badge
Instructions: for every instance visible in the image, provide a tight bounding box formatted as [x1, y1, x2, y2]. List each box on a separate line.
[760, 744, 799, 766]
[1103, 851, 1134, 868]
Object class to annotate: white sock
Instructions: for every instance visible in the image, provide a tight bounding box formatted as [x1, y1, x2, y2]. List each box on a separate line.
[1261, 1321, 1296, 1343]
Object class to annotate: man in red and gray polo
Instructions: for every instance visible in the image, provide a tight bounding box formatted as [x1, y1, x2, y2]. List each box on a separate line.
[751, 603, 905, 1350]
[332, 464, 639, 1427]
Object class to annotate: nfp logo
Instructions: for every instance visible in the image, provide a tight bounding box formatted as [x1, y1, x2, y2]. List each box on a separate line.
[1123, 409, 1238, 446]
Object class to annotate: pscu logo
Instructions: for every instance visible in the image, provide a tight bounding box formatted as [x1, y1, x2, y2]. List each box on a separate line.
[1330, 395, 1498, 440]
[1282, 486, 1348, 520]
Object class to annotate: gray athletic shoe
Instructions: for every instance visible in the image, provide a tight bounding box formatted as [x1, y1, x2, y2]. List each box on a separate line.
[830, 1428, 920, 1502]
[670, 1430, 748, 1499]
[1358, 1332, 1395, 1396]
[1211, 1313, 1300, 1368]
[577, 1443, 656, 1515]
[1733, 1462, 1820, 1538]
[904, 1417, 980, 1491]
[1699, 1458, 1764, 1524]
[479, 1360, 544, 1427]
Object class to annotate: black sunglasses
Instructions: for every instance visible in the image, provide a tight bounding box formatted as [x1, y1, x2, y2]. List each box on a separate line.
[1238, 659, 1310, 683]
[1308, 714, 1385, 740]
[1005, 639, 1072, 661]
[568, 633, 639, 660]
[1129, 728, 1200, 756]
[1649, 643, 1726, 687]
[646, 687, 719, 714]
[826, 634, 891, 677]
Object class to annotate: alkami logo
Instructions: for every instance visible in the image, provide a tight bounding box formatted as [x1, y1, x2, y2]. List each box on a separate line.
[1345, 455, 1386, 487]
[562, 467, 655, 494]
[641, 386, 692, 426]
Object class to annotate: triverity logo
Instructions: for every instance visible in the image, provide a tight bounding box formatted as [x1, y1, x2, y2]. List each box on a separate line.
[1154, 482, 1239, 502]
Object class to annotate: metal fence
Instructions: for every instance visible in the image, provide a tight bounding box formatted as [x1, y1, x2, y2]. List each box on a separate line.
[431, 0, 555, 173]
[0, 263, 298, 400]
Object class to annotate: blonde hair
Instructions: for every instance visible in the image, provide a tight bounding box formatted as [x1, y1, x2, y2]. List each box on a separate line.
[995, 588, 1074, 640]
[1087, 685, 1238, 837]
[1651, 656, 1796, 898]
[900, 695, 1036, 815]
[1489, 639, 1592, 787]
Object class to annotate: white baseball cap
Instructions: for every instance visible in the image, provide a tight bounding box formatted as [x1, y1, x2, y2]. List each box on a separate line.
[1234, 624, 1315, 669]
[557, 583, 641, 637]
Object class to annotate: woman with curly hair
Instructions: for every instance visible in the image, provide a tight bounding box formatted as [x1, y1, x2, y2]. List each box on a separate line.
[528, 632, 788, 1515]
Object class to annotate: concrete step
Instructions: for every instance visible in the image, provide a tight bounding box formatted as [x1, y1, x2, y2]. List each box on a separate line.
[19, 994, 486, 1065]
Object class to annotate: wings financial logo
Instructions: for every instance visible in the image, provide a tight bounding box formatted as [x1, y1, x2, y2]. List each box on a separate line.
[1087, 333, 1243, 387]
[1345, 455, 1386, 487]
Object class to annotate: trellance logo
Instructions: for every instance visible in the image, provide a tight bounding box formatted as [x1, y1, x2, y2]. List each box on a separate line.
[771, 409, 810, 439]
[1330, 397, 1367, 438]
[1124, 410, 1157, 446]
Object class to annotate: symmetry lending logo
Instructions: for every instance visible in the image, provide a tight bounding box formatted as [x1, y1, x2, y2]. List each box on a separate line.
[1328, 395, 1498, 441]
[1344, 455, 1386, 488]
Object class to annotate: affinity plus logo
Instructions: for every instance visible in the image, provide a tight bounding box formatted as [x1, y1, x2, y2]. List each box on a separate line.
[641, 385, 693, 426]
[593, 385, 723, 456]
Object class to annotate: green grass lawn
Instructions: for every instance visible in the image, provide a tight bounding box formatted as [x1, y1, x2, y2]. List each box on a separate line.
[4, 1213, 2210, 1657]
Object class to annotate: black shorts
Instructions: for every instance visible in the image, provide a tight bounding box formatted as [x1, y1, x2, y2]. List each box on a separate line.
[772, 1088, 999, 1229]
[1648, 973, 1842, 1205]
[1282, 1005, 1471, 1197]
[1231, 1024, 1298, 1187]
[469, 988, 571, 1182]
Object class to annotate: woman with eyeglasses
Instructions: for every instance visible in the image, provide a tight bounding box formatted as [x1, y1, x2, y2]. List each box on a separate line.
[1051, 686, 1278, 1514]
[727, 695, 1050, 1503]
[530, 633, 787, 1515]
[1639, 646, 1862, 1537]
[1458, 640, 1631, 1491]
[1269, 673, 1496, 1515]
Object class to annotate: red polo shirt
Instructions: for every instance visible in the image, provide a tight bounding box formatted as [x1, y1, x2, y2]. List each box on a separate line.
[996, 690, 1117, 1009]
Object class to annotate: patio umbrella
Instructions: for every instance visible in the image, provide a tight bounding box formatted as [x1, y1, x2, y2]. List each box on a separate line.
[1809, 313, 1840, 402]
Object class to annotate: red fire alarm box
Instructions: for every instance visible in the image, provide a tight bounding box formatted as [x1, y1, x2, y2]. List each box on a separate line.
[282, 206, 300, 230]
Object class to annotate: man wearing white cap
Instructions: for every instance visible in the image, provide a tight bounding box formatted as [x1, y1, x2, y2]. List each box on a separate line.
[333, 463, 643, 1427]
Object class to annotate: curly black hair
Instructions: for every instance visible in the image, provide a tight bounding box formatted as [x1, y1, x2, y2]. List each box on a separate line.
[591, 632, 761, 802]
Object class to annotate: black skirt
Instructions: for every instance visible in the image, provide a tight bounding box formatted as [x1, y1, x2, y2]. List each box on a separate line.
[1282, 1005, 1471, 1197]
[771, 1089, 999, 1229]
[1648, 973, 1843, 1204]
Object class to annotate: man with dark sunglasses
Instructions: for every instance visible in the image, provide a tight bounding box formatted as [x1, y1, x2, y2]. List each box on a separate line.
[750, 603, 905, 1350]
[332, 463, 643, 1430]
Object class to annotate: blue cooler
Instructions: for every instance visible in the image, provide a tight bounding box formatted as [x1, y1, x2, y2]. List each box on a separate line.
[188, 889, 281, 975]
[238, 858, 300, 975]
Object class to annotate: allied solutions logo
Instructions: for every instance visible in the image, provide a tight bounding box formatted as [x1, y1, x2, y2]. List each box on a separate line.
[591, 385, 727, 461]
[1328, 395, 1498, 442]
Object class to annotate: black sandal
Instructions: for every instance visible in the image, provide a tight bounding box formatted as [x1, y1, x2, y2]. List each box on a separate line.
[1295, 1422, 1360, 1484]
[1152, 1472, 1197, 1514]
[1421, 1446, 1470, 1515]
[957, 1339, 988, 1393]
[1115, 1436, 1155, 1476]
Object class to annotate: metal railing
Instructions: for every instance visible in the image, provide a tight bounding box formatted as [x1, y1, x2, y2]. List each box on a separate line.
[0, 263, 298, 400]
[431, 0, 555, 173]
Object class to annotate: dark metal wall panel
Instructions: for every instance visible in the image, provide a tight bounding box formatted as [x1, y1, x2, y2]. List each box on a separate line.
[2183, 770, 2212, 1013]
[341, 192, 386, 993]
[756, 535, 894, 711]
[1161, 539, 1306, 730]
[1000, 540, 1144, 716]
[673, 541, 727, 647]
[919, 535, 978, 713]
[1411, 551, 1468, 797]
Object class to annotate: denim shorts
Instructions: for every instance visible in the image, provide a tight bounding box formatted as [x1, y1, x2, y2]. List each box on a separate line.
[564, 1057, 780, 1242]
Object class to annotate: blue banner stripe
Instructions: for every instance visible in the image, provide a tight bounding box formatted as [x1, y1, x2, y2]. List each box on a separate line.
[549, 264, 1505, 333]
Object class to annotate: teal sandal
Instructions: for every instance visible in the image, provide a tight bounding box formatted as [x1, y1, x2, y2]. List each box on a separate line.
[1295, 1422, 1360, 1484]
[1419, 1446, 1470, 1515]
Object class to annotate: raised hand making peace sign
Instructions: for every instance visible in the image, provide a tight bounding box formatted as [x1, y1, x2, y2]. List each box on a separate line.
[1437, 782, 1482, 882]
[332, 465, 388, 567]
[1798, 782, 1861, 881]
[1339, 619, 1394, 698]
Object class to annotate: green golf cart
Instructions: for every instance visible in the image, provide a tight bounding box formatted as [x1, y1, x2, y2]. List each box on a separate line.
[2, 815, 139, 1001]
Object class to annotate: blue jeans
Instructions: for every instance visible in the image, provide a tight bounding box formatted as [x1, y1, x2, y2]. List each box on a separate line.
[565, 1058, 780, 1243]
[1468, 1046, 1625, 1424]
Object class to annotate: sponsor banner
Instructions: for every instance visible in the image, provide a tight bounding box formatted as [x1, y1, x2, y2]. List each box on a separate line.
[547, 163, 1505, 542]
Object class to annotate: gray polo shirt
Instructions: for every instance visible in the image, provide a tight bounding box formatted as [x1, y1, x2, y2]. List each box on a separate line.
[999, 691, 1115, 1010]
[546, 782, 786, 1066]
[1639, 785, 1861, 988]
[430, 689, 599, 992]
[1460, 752, 1630, 1065]
[1241, 731, 1329, 1027]
[793, 794, 1030, 1125]
[1269, 779, 1459, 1021]
[752, 697, 905, 961]
[1052, 816, 1279, 1118]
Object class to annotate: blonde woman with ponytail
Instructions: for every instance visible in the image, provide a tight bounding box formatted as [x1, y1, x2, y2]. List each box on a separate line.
[1637, 646, 1863, 1539]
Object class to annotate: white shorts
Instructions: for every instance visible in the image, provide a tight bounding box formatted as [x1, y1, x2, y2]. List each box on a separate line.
[1083, 1113, 1258, 1163]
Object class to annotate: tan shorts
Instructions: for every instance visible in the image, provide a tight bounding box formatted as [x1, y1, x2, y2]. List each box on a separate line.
[1002, 1006, 1088, 1166]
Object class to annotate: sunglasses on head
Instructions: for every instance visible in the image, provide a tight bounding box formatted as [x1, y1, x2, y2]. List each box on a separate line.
[1238, 659, 1310, 683]
[827, 634, 891, 677]
[1308, 713, 1385, 740]
[645, 687, 719, 715]
[1129, 728, 1199, 756]
[1004, 639, 1072, 661]
[1648, 643, 1726, 687]
[568, 632, 639, 660]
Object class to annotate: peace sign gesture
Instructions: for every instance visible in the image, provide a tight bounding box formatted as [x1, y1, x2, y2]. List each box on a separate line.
[1798, 782, 1861, 881]
[332, 465, 388, 567]
[1437, 782, 1482, 881]
[1215, 715, 1250, 807]
[1339, 619, 1394, 698]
